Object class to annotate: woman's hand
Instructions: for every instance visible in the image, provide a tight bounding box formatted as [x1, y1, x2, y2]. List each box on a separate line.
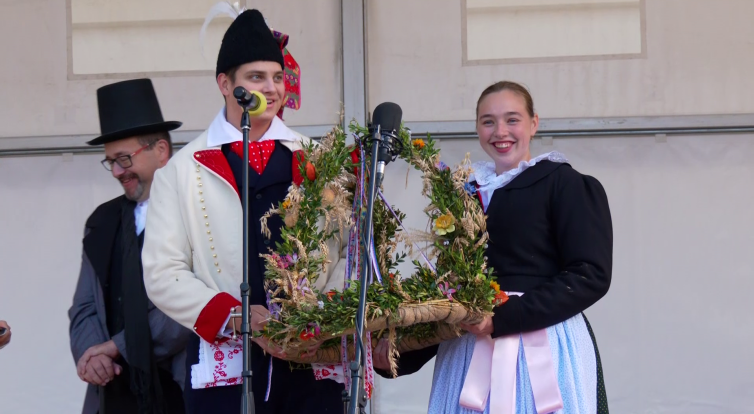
[459, 315, 494, 336]
[372, 338, 392, 371]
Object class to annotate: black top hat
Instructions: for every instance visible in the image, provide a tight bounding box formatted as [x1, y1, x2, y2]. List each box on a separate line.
[87, 78, 182, 146]
[215, 9, 284, 77]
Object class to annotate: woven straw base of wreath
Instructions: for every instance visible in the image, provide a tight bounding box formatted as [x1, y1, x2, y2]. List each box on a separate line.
[277, 300, 491, 364]
[287, 322, 462, 365]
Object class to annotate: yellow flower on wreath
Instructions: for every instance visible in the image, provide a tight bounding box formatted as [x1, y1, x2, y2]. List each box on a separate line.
[433, 213, 456, 236]
[282, 199, 291, 210]
[490, 280, 500, 293]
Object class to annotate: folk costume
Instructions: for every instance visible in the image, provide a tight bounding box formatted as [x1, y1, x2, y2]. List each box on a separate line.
[68, 79, 190, 414]
[142, 8, 345, 414]
[384, 153, 613, 414]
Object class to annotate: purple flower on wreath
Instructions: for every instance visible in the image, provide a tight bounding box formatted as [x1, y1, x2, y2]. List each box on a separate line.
[272, 253, 288, 269]
[307, 322, 321, 336]
[297, 277, 311, 295]
[275, 253, 299, 269]
[464, 182, 478, 197]
[285, 254, 299, 265]
[268, 302, 282, 320]
[439, 281, 460, 301]
[436, 161, 449, 171]
[266, 292, 282, 320]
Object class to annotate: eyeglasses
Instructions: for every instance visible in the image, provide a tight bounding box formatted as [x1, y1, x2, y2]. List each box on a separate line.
[101, 143, 152, 171]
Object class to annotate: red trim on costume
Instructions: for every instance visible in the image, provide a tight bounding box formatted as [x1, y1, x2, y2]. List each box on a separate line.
[194, 292, 241, 343]
[194, 150, 240, 199]
[349, 147, 360, 176]
[292, 150, 306, 186]
[475, 182, 484, 211]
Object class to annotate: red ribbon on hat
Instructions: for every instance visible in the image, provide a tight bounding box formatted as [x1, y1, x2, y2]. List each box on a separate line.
[271, 30, 300, 120]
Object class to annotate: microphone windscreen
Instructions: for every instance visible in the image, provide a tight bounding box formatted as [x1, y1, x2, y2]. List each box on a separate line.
[233, 86, 249, 101]
[247, 91, 267, 116]
[372, 102, 403, 133]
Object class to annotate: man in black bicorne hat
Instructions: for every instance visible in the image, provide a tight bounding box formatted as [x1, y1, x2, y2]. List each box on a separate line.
[68, 78, 191, 414]
[142, 7, 346, 414]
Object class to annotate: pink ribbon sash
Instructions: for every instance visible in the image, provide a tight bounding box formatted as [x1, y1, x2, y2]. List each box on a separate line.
[459, 294, 563, 413]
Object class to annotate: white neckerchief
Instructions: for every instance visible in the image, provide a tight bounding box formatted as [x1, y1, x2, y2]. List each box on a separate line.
[134, 200, 148, 235]
[470, 151, 568, 211]
[206, 107, 299, 148]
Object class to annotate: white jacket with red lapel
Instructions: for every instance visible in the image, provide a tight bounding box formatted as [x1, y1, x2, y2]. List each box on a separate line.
[142, 127, 346, 342]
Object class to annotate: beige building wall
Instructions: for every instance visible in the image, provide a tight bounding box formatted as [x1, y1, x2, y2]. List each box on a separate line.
[465, 0, 643, 62]
[0, 0, 343, 147]
[367, 0, 754, 122]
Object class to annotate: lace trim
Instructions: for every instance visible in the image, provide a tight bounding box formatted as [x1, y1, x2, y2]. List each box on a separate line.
[471, 151, 568, 189]
[470, 151, 568, 211]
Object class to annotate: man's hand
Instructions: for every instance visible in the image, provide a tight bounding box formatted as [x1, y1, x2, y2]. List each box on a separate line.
[251, 335, 287, 359]
[225, 304, 272, 334]
[81, 354, 122, 386]
[459, 315, 494, 336]
[250, 305, 270, 332]
[77, 341, 120, 380]
[0, 320, 11, 349]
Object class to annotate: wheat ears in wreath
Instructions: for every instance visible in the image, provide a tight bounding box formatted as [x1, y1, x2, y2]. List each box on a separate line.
[257, 121, 509, 376]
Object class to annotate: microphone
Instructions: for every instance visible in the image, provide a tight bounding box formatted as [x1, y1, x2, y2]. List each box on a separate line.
[370, 102, 403, 165]
[233, 87, 268, 116]
[346, 102, 403, 414]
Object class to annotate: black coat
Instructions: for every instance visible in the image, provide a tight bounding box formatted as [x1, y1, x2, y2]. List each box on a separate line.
[386, 160, 613, 376]
[69, 195, 190, 414]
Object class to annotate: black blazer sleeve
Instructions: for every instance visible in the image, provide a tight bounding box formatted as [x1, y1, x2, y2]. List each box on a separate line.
[374, 344, 439, 379]
[491, 168, 613, 337]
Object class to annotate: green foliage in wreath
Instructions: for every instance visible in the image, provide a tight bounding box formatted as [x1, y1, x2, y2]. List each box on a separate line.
[258, 121, 508, 357]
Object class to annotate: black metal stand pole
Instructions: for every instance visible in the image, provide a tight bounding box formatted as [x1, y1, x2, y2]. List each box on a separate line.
[346, 128, 385, 414]
[239, 107, 256, 414]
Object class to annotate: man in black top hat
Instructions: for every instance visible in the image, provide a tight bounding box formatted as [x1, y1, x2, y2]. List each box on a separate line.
[68, 78, 191, 414]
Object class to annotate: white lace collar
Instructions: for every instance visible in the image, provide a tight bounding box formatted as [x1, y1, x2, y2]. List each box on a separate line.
[470, 151, 568, 210]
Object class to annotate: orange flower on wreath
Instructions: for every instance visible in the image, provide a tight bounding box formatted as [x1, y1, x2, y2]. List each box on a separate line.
[490, 280, 509, 306]
[305, 162, 317, 181]
[412, 139, 425, 149]
[387, 273, 397, 289]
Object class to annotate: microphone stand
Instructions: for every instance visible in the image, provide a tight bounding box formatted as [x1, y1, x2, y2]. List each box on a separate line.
[346, 126, 389, 414]
[238, 104, 256, 414]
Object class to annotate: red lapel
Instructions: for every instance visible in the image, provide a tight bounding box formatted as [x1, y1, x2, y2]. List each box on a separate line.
[193, 150, 240, 199]
[475, 182, 484, 211]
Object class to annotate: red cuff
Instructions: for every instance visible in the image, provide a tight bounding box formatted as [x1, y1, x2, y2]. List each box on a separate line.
[194, 293, 241, 343]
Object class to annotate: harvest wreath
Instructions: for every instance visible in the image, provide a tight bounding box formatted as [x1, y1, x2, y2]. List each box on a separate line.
[257, 122, 508, 375]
